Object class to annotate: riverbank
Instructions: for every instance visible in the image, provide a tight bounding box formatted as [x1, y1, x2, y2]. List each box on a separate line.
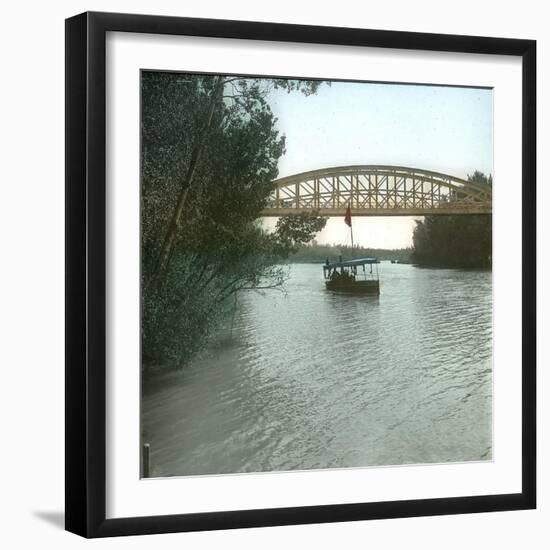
[412, 260, 492, 270]
[289, 243, 412, 264]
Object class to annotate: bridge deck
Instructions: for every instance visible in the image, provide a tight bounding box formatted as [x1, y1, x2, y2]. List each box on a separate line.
[261, 206, 492, 216]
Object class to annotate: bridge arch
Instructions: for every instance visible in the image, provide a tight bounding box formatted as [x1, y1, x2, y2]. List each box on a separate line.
[261, 165, 492, 216]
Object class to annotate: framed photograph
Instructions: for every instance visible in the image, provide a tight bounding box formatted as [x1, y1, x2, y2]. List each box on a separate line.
[65, 11, 536, 538]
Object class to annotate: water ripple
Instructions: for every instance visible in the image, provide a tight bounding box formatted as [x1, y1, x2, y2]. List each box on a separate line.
[142, 263, 492, 476]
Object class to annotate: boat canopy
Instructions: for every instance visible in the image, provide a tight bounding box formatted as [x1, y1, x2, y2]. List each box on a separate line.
[324, 257, 379, 270]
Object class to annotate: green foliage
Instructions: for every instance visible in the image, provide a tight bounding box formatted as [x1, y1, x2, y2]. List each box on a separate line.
[272, 212, 329, 257]
[141, 72, 326, 369]
[411, 171, 492, 268]
[289, 243, 412, 263]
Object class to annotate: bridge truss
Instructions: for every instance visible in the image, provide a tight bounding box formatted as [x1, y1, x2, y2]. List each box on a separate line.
[261, 165, 492, 216]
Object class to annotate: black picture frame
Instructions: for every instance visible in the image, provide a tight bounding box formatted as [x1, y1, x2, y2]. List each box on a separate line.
[65, 11, 536, 538]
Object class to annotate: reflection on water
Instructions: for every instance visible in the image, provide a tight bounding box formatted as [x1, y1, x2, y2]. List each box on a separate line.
[142, 263, 492, 477]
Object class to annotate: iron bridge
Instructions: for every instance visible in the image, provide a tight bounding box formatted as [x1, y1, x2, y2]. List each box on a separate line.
[261, 165, 492, 216]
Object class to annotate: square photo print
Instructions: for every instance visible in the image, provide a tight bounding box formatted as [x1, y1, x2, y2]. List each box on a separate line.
[140, 71, 493, 478]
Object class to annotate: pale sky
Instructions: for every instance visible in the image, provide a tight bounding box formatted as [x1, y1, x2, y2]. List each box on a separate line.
[263, 80, 493, 249]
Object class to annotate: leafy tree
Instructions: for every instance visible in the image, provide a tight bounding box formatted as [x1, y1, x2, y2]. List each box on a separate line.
[141, 72, 326, 369]
[145, 74, 323, 280]
[411, 171, 492, 268]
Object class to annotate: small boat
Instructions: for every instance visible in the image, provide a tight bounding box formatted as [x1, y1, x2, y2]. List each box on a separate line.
[323, 257, 380, 294]
[324, 203, 380, 294]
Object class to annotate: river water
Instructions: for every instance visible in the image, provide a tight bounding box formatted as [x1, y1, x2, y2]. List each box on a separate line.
[142, 263, 492, 477]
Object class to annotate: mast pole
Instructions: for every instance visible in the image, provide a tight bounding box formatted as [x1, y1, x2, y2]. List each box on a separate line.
[349, 201, 354, 258]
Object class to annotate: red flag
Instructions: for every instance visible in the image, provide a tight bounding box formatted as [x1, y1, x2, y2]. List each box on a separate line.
[344, 204, 352, 227]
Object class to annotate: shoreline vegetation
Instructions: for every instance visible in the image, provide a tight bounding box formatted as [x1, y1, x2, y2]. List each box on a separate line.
[289, 243, 412, 264]
[411, 213, 492, 269]
[141, 72, 328, 371]
[411, 172, 492, 270]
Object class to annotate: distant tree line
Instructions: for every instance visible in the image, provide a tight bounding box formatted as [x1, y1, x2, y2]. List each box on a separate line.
[411, 171, 492, 268]
[142, 72, 327, 370]
[289, 243, 412, 263]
